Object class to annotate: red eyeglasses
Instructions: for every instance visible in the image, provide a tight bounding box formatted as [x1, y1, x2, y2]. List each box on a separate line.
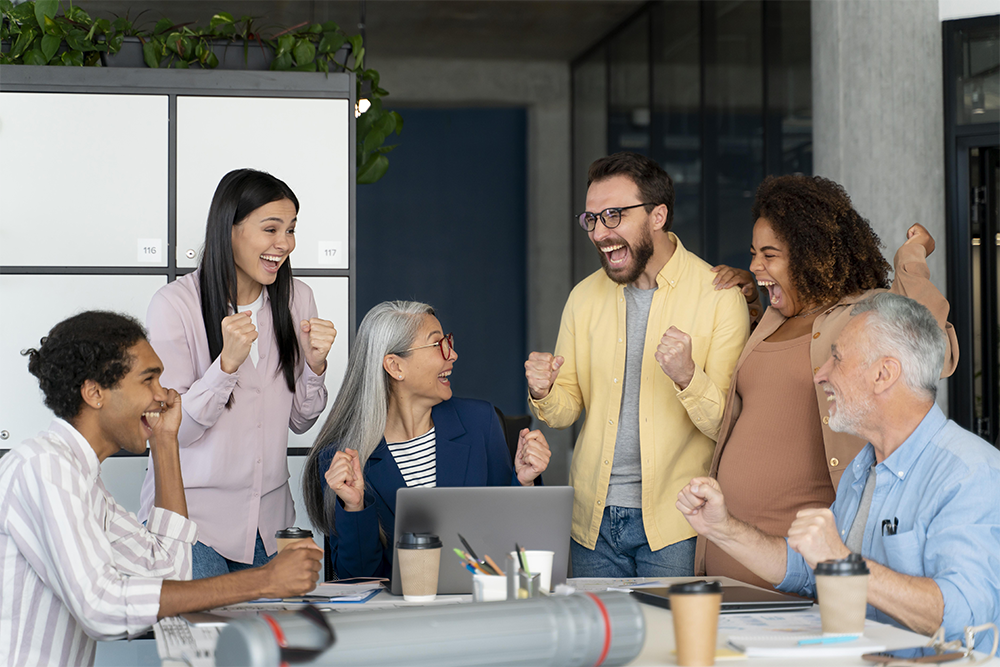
[401, 333, 455, 360]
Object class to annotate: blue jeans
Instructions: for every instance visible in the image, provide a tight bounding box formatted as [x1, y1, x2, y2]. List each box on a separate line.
[571, 506, 695, 578]
[192, 531, 272, 580]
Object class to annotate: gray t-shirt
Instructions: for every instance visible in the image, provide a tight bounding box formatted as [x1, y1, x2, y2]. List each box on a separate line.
[606, 284, 656, 509]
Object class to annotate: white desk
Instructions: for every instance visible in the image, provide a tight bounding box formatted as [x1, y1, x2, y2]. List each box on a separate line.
[95, 577, 1000, 666]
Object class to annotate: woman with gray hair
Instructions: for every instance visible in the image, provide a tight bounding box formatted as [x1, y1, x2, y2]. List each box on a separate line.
[302, 301, 551, 579]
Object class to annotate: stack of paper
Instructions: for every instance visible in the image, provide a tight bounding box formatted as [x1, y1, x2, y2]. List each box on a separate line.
[728, 631, 886, 658]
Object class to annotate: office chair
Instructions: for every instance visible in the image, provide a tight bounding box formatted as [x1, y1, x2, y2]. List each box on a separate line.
[494, 406, 533, 464]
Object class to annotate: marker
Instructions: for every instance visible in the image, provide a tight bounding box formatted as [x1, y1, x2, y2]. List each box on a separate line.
[798, 634, 861, 646]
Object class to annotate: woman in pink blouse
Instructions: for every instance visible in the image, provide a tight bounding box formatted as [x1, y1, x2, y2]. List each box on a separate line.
[137, 169, 336, 578]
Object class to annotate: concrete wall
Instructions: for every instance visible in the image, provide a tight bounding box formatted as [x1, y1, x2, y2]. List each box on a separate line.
[367, 56, 575, 484]
[811, 0, 948, 406]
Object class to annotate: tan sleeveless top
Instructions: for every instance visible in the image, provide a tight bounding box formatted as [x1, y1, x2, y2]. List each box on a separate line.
[706, 334, 835, 589]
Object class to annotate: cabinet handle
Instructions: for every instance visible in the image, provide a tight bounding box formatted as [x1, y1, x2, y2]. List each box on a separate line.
[185, 249, 196, 259]
[1, 430, 9, 440]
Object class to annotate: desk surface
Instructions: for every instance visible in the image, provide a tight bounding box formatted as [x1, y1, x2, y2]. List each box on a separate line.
[95, 577, 1000, 666]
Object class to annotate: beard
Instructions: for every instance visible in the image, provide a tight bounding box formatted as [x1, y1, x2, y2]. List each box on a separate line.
[827, 391, 875, 437]
[597, 226, 656, 285]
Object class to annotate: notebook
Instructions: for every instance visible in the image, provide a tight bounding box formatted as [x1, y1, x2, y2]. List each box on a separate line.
[390, 485, 574, 596]
[632, 583, 814, 614]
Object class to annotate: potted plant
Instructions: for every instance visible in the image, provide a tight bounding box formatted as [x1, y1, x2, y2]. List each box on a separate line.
[1, 0, 402, 183]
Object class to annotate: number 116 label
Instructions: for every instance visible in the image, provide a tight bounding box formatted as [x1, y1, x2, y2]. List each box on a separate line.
[137, 239, 163, 263]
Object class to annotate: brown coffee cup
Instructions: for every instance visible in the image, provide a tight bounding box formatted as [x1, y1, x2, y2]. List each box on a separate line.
[814, 554, 870, 634]
[670, 580, 722, 666]
[396, 532, 442, 601]
[275, 527, 314, 553]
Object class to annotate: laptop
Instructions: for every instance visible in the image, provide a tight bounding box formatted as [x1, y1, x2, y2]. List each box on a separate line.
[390, 486, 574, 596]
[632, 583, 814, 614]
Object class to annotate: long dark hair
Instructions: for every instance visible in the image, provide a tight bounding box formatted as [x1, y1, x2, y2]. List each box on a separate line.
[199, 169, 300, 395]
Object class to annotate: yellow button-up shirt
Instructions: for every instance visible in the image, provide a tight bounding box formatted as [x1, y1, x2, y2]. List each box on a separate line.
[530, 234, 749, 551]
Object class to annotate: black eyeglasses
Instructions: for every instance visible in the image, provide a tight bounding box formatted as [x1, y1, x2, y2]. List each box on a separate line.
[576, 203, 653, 232]
[401, 333, 455, 360]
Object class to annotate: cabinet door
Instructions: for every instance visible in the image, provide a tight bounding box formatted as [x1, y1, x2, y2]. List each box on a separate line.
[0, 93, 168, 267]
[287, 276, 350, 450]
[175, 97, 350, 270]
[0, 275, 166, 448]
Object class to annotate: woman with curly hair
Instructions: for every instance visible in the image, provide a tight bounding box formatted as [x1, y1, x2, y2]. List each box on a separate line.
[697, 174, 958, 588]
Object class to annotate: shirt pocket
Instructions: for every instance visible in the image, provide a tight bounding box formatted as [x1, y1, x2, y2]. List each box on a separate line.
[881, 529, 925, 577]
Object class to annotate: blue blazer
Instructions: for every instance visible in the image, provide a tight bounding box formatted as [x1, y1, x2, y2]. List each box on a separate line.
[317, 397, 524, 579]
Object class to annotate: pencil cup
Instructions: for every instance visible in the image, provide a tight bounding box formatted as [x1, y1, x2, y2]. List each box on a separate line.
[669, 580, 722, 666]
[508, 550, 555, 592]
[505, 554, 541, 599]
[274, 527, 314, 553]
[472, 573, 507, 602]
[814, 554, 869, 634]
[396, 532, 442, 602]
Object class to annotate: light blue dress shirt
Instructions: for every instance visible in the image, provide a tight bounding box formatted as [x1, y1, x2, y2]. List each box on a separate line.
[777, 404, 1000, 651]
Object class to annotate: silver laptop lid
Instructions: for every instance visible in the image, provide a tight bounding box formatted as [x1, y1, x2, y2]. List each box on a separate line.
[390, 486, 574, 596]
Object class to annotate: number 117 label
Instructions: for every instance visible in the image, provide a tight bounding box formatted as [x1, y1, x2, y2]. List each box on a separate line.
[318, 241, 343, 266]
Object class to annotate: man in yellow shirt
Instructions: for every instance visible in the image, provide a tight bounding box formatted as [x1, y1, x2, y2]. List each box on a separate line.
[525, 152, 749, 577]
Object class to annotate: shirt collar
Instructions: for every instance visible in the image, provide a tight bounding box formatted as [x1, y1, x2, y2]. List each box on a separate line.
[49, 417, 101, 483]
[878, 403, 947, 480]
[655, 232, 687, 289]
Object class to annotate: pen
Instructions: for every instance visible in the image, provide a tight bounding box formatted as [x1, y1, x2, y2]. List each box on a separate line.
[464, 563, 477, 573]
[458, 533, 480, 561]
[515, 543, 529, 572]
[881, 517, 898, 536]
[797, 634, 861, 646]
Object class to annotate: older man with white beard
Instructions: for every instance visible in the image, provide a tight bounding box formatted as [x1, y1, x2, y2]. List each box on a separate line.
[677, 292, 1000, 650]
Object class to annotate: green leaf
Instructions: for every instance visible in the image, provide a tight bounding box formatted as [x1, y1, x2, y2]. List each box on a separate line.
[61, 49, 83, 66]
[390, 111, 404, 136]
[204, 50, 218, 68]
[353, 46, 364, 70]
[276, 34, 294, 57]
[376, 112, 397, 136]
[209, 12, 234, 28]
[320, 21, 339, 32]
[40, 33, 60, 61]
[34, 0, 58, 31]
[318, 31, 345, 54]
[270, 52, 292, 71]
[363, 127, 387, 154]
[0, 0, 15, 15]
[348, 34, 362, 55]
[375, 144, 398, 154]
[357, 154, 389, 184]
[11, 27, 36, 58]
[317, 58, 328, 74]
[292, 38, 315, 65]
[153, 18, 172, 36]
[142, 40, 160, 68]
[65, 30, 91, 52]
[10, 2, 36, 25]
[24, 48, 47, 65]
[291, 60, 317, 72]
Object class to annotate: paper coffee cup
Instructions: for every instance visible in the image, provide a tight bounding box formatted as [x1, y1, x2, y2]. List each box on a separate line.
[396, 532, 442, 602]
[274, 527, 314, 553]
[509, 550, 555, 592]
[814, 554, 870, 634]
[669, 580, 723, 666]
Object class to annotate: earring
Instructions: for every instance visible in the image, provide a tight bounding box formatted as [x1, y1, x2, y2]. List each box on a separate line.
[398, 375, 403, 380]
[96, 403, 101, 407]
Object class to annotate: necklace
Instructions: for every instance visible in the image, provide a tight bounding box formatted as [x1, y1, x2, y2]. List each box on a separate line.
[792, 302, 832, 319]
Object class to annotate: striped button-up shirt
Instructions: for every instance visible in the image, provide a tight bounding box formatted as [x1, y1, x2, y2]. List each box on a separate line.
[0, 419, 197, 666]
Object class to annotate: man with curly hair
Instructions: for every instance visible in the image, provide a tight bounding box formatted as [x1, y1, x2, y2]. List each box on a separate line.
[0, 311, 323, 666]
[525, 152, 750, 577]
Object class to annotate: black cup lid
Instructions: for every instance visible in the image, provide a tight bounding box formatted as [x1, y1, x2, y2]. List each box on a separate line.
[275, 527, 313, 539]
[814, 553, 870, 576]
[668, 580, 723, 595]
[397, 532, 442, 549]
